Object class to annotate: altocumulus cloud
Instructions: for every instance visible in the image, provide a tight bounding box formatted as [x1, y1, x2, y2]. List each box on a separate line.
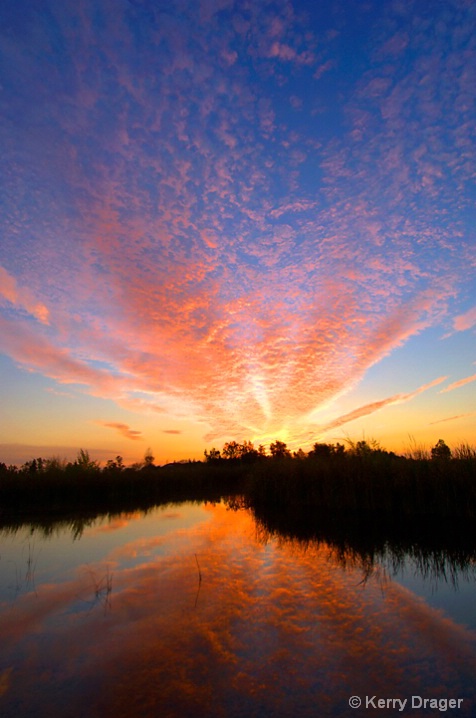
[0, 0, 474, 446]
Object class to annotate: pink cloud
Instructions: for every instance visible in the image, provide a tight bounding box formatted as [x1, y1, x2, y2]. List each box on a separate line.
[430, 413, 475, 425]
[0, 265, 50, 324]
[453, 307, 476, 332]
[316, 377, 448, 434]
[1, 0, 474, 453]
[313, 59, 335, 80]
[267, 42, 314, 65]
[440, 374, 476, 394]
[376, 31, 409, 59]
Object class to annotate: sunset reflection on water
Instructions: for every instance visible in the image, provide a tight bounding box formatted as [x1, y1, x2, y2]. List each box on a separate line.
[0, 502, 475, 717]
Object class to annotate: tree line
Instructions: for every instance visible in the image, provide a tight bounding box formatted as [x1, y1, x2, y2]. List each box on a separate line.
[204, 437, 463, 463]
[0, 437, 471, 477]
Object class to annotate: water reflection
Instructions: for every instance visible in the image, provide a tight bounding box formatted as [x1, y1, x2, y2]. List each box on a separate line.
[0, 502, 475, 717]
[243, 497, 476, 591]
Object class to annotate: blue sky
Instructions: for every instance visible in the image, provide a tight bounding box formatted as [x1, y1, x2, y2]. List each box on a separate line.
[0, 0, 475, 465]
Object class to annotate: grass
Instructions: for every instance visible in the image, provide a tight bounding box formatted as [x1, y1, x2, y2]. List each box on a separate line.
[1, 441, 475, 586]
[1, 439, 475, 528]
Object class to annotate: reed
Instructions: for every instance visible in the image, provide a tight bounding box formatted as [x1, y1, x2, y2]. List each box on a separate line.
[1, 440, 474, 527]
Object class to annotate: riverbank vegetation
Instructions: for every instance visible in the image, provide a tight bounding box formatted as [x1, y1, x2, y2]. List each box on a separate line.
[1, 438, 475, 529]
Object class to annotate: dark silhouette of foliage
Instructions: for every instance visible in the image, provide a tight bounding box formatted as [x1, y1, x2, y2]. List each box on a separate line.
[105, 456, 125, 473]
[221, 441, 243, 460]
[144, 448, 155, 467]
[269, 440, 291, 459]
[309, 442, 345, 458]
[216, 440, 262, 463]
[1, 438, 475, 535]
[431, 439, 452, 461]
[204, 447, 221, 462]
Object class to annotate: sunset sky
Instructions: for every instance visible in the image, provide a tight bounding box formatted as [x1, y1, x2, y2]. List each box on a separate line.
[1, 0, 475, 466]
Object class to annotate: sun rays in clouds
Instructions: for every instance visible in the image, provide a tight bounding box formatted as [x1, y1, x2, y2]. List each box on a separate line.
[0, 0, 475, 457]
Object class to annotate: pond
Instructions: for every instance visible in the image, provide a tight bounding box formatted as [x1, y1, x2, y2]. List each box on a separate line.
[0, 501, 475, 717]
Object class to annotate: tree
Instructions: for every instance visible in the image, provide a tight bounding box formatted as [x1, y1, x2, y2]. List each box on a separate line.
[74, 449, 99, 472]
[431, 439, 451, 461]
[239, 440, 259, 463]
[310, 443, 333, 458]
[222, 441, 242, 460]
[144, 448, 155, 467]
[309, 442, 346, 458]
[346, 438, 381, 457]
[204, 447, 221, 462]
[105, 456, 125, 472]
[269, 440, 291, 459]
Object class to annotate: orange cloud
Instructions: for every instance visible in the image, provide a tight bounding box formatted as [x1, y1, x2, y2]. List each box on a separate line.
[0, 0, 474, 452]
[1, 504, 475, 716]
[98, 422, 143, 441]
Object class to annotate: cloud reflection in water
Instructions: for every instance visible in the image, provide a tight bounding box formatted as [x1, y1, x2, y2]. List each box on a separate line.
[0, 503, 474, 717]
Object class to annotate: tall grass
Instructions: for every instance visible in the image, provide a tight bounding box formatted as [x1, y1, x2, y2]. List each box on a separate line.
[242, 447, 476, 520]
[1, 440, 475, 526]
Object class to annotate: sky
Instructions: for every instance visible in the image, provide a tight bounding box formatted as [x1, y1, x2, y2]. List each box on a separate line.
[0, 0, 475, 466]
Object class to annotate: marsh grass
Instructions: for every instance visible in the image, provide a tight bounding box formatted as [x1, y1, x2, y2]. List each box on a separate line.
[0, 460, 244, 526]
[246, 502, 476, 589]
[242, 450, 476, 520]
[1, 444, 475, 589]
[80, 566, 113, 615]
[1, 442, 474, 534]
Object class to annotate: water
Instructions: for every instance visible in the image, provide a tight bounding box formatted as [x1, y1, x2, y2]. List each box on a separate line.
[0, 501, 475, 717]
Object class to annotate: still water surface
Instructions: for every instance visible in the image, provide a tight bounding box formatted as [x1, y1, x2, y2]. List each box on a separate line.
[0, 501, 475, 717]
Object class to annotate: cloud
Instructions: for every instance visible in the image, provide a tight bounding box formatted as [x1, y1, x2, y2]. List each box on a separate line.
[0, 265, 49, 324]
[162, 429, 182, 435]
[440, 374, 476, 394]
[430, 413, 475, 425]
[2, 504, 475, 716]
[98, 422, 143, 441]
[313, 59, 335, 80]
[453, 307, 476, 333]
[0, 315, 127, 397]
[0, 0, 474, 449]
[316, 377, 448, 434]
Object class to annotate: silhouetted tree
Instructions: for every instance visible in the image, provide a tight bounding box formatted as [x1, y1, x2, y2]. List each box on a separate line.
[222, 441, 242, 460]
[346, 438, 381, 457]
[309, 442, 346, 458]
[431, 439, 451, 461]
[269, 440, 291, 459]
[220, 440, 259, 462]
[105, 456, 125, 472]
[204, 447, 221, 462]
[310, 443, 333, 458]
[77, 449, 99, 470]
[240, 440, 259, 463]
[144, 448, 155, 467]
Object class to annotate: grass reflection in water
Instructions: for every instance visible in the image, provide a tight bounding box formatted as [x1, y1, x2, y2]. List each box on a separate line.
[0, 500, 475, 718]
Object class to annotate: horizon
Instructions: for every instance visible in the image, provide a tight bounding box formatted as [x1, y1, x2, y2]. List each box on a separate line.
[1, 0, 475, 465]
[0, 434, 471, 469]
